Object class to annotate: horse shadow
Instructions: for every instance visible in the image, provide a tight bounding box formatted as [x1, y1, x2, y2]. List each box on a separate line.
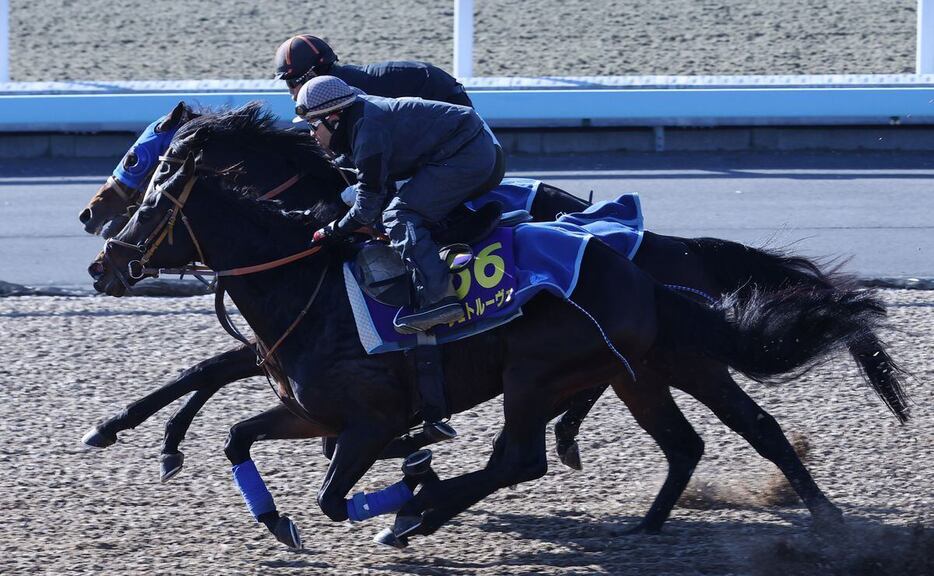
[378, 509, 932, 576]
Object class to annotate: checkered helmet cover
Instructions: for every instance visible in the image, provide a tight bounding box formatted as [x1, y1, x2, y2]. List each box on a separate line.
[295, 76, 359, 118]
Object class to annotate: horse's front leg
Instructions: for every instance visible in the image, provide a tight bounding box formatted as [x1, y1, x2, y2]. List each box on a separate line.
[553, 383, 610, 470]
[316, 423, 402, 526]
[224, 403, 331, 549]
[386, 368, 552, 546]
[158, 381, 227, 482]
[82, 344, 261, 449]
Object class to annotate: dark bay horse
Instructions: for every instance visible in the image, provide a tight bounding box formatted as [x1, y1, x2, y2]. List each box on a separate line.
[81, 103, 911, 487]
[88, 129, 899, 548]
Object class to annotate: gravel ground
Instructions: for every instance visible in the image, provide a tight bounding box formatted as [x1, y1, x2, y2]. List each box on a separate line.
[8, 1, 919, 80]
[0, 290, 930, 575]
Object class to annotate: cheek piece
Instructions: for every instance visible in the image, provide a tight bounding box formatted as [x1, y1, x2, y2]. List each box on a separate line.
[112, 116, 180, 190]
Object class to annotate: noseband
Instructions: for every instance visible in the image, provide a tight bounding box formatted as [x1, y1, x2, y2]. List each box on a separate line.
[104, 156, 207, 288]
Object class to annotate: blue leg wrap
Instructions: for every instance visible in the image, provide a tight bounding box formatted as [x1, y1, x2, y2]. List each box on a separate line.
[232, 460, 276, 521]
[346, 480, 414, 523]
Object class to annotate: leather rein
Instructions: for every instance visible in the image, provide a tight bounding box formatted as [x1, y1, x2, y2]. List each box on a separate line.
[106, 155, 327, 370]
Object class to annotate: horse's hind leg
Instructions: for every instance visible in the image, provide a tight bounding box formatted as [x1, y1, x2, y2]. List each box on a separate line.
[682, 361, 843, 525]
[611, 374, 705, 534]
[82, 344, 261, 448]
[224, 404, 330, 549]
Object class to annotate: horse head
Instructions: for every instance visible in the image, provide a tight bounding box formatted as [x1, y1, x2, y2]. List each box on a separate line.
[90, 149, 204, 297]
[79, 101, 197, 238]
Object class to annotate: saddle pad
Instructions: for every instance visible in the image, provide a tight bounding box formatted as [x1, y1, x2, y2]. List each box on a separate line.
[345, 193, 644, 354]
[467, 177, 541, 213]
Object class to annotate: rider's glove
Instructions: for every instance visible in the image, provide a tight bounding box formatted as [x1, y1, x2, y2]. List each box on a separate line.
[312, 220, 346, 246]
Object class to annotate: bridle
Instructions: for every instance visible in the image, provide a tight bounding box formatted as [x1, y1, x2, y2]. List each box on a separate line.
[105, 154, 329, 369]
[103, 157, 207, 289]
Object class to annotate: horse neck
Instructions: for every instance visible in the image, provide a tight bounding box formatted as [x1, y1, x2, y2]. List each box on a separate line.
[219, 259, 339, 366]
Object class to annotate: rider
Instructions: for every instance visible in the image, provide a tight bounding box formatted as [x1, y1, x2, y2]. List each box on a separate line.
[296, 76, 504, 440]
[274, 34, 472, 107]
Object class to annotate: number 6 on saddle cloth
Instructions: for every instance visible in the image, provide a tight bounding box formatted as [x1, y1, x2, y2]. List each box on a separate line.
[345, 194, 646, 357]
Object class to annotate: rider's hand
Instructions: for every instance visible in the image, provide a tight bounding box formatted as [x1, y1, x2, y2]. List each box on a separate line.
[312, 220, 346, 246]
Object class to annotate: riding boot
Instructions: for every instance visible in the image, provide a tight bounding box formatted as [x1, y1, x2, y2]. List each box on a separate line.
[394, 275, 465, 334]
[410, 337, 457, 441]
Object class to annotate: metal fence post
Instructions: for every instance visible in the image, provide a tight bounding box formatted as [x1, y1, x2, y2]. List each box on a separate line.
[0, 0, 9, 82]
[453, 0, 473, 78]
[919, 0, 934, 74]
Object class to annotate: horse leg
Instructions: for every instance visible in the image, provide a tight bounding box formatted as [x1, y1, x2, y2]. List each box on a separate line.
[611, 375, 705, 534]
[681, 362, 843, 526]
[158, 382, 226, 482]
[316, 423, 397, 524]
[391, 367, 552, 544]
[224, 403, 330, 549]
[82, 344, 260, 448]
[553, 384, 610, 470]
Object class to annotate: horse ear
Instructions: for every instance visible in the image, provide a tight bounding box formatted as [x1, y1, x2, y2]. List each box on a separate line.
[158, 101, 189, 131]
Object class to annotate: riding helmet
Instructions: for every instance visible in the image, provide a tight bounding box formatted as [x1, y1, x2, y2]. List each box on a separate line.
[292, 76, 360, 123]
[274, 35, 338, 80]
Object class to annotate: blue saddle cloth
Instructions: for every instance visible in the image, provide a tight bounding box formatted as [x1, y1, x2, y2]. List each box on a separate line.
[345, 186, 644, 354]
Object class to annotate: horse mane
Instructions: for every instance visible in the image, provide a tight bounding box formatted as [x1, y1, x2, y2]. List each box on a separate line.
[166, 100, 349, 231]
[172, 101, 336, 179]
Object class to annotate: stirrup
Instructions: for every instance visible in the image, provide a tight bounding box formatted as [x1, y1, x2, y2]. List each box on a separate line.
[422, 420, 457, 441]
[393, 297, 465, 334]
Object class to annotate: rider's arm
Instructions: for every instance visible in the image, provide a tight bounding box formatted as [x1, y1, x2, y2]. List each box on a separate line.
[337, 127, 391, 232]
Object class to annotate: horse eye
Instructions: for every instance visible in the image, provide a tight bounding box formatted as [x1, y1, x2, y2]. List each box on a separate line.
[123, 152, 139, 169]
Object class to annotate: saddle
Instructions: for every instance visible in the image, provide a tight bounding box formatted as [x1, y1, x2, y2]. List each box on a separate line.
[353, 201, 531, 308]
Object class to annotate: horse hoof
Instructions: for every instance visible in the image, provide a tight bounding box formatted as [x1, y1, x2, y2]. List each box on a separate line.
[558, 440, 583, 471]
[273, 515, 303, 550]
[81, 426, 117, 449]
[374, 527, 408, 549]
[392, 515, 423, 539]
[159, 452, 185, 482]
[402, 449, 433, 477]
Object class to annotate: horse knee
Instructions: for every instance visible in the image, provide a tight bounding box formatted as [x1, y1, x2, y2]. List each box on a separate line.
[224, 423, 254, 464]
[316, 489, 349, 522]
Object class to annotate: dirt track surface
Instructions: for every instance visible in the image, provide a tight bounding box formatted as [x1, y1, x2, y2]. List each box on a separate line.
[0, 291, 931, 575]
[8, 0, 918, 80]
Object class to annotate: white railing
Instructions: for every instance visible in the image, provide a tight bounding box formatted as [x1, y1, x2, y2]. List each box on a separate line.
[453, 0, 474, 78]
[0, 0, 8, 82]
[919, 0, 934, 74]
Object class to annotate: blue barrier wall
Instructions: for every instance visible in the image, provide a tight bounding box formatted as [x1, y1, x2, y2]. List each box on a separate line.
[2, 75, 934, 131]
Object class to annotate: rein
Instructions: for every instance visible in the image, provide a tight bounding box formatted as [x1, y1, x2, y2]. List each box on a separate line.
[115, 157, 331, 370]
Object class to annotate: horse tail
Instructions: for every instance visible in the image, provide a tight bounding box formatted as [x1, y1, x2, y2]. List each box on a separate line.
[653, 281, 891, 388]
[684, 237, 912, 423]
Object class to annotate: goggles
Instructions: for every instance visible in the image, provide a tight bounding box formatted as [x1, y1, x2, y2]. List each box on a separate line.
[285, 67, 317, 89]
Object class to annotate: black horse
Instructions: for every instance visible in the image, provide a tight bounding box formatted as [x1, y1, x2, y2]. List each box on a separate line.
[82, 103, 911, 486]
[88, 123, 899, 549]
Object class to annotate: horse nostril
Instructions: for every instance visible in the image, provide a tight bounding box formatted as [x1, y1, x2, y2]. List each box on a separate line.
[79, 208, 92, 225]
